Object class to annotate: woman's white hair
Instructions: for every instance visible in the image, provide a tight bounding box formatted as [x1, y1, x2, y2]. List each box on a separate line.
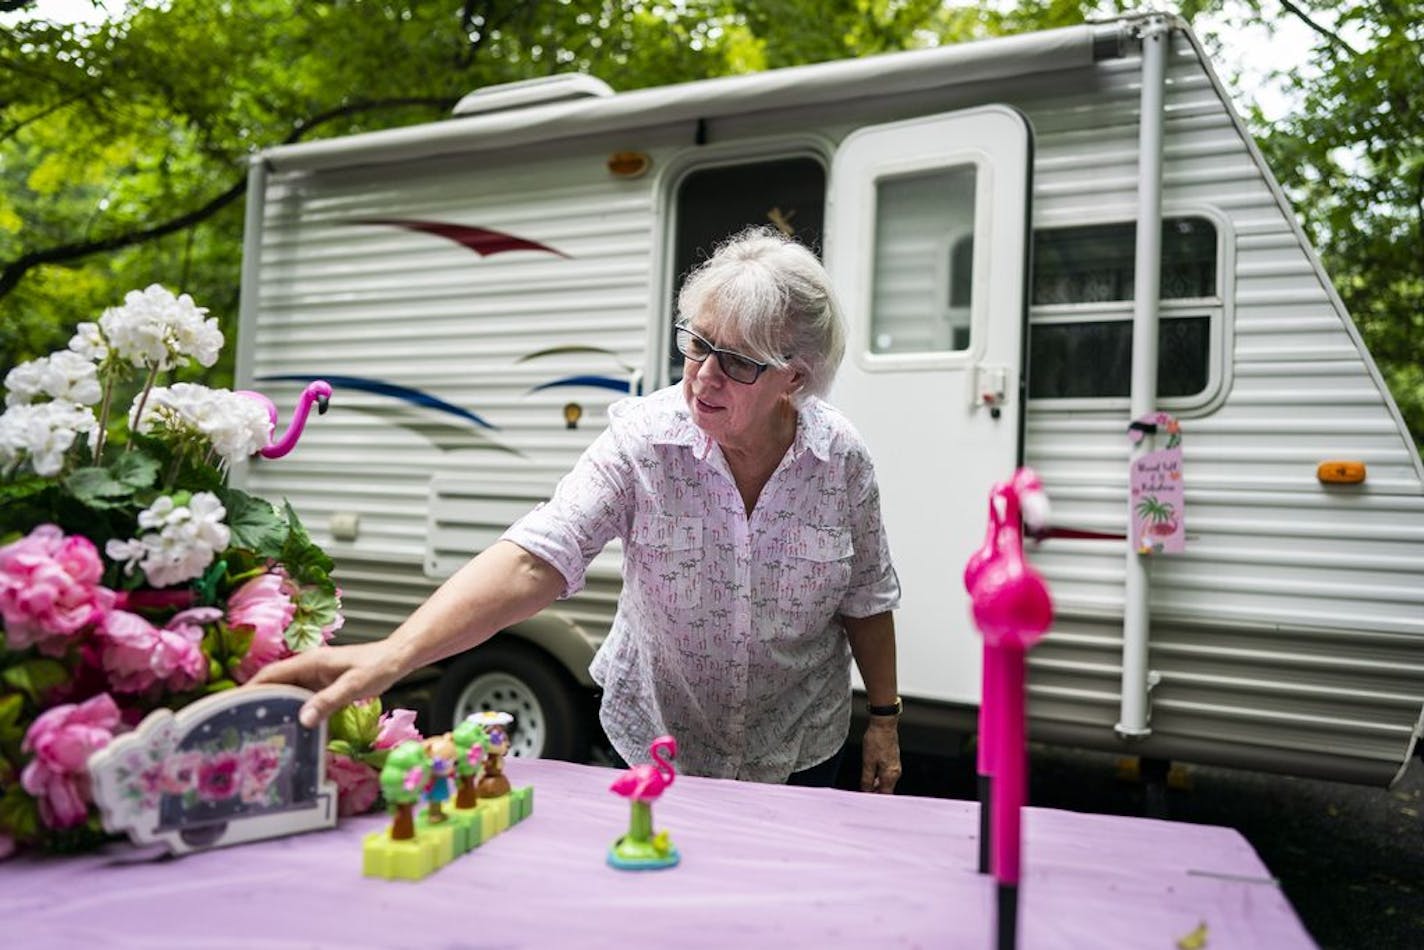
[676, 227, 846, 402]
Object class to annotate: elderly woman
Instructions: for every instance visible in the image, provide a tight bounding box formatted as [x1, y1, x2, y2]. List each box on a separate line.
[252, 228, 903, 792]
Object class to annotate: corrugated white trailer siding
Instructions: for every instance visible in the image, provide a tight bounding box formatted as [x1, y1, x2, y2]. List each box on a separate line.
[247, 149, 652, 644]
[242, 24, 1423, 783]
[1022, 33, 1424, 783]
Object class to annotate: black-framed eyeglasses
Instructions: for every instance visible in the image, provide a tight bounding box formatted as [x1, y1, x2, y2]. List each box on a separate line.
[674, 324, 778, 385]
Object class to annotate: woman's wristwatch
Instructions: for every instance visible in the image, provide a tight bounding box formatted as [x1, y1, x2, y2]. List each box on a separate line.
[865, 696, 903, 717]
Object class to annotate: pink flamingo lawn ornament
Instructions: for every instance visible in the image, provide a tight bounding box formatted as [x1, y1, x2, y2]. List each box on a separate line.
[607, 734, 680, 871]
[236, 380, 333, 459]
[964, 467, 1053, 950]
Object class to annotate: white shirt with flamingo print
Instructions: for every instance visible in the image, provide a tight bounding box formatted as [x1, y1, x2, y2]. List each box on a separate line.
[502, 384, 900, 784]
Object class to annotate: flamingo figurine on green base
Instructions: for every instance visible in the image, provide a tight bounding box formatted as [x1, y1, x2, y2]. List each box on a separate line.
[607, 735, 679, 870]
[236, 380, 333, 459]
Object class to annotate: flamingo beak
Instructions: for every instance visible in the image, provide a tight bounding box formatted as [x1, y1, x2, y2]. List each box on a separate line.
[317, 395, 330, 415]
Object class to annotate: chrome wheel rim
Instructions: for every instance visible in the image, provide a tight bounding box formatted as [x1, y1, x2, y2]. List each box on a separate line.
[451, 671, 545, 758]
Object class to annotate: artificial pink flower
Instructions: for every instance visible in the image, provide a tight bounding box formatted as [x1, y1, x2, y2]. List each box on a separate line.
[0, 525, 115, 655]
[238, 742, 284, 804]
[152, 607, 219, 692]
[226, 572, 296, 683]
[96, 608, 214, 694]
[196, 750, 241, 801]
[325, 751, 380, 817]
[19, 693, 121, 829]
[374, 708, 422, 750]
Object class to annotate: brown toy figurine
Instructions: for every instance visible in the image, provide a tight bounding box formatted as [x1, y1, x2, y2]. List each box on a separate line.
[470, 711, 514, 798]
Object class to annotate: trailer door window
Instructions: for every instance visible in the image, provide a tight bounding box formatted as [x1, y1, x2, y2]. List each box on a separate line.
[869, 165, 977, 354]
[1028, 216, 1220, 401]
[669, 157, 825, 381]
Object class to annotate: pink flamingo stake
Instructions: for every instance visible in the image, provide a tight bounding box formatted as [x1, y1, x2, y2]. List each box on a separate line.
[965, 467, 1053, 950]
[607, 735, 680, 870]
[235, 380, 333, 459]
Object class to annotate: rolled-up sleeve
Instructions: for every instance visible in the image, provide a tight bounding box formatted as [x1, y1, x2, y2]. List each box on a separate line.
[838, 451, 900, 619]
[501, 426, 634, 599]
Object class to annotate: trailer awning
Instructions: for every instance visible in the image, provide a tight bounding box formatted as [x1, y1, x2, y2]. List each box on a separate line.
[261, 22, 1122, 174]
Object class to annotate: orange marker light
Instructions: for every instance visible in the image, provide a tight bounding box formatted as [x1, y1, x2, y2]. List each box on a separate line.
[607, 152, 651, 179]
[1317, 460, 1366, 484]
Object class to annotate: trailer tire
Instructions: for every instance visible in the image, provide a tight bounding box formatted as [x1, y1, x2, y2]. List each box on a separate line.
[430, 638, 591, 763]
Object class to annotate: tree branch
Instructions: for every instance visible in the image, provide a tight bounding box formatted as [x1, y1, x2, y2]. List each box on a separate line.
[0, 96, 458, 302]
[1276, 0, 1359, 58]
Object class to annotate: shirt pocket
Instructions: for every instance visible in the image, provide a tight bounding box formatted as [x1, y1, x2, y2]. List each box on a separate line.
[772, 523, 854, 617]
[630, 514, 704, 609]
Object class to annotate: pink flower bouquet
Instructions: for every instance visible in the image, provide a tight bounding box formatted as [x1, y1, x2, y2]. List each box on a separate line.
[0, 286, 345, 854]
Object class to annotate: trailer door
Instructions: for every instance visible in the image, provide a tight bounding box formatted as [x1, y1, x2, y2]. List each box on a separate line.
[826, 105, 1032, 706]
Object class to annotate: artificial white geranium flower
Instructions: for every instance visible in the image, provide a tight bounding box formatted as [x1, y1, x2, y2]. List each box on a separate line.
[106, 491, 231, 588]
[131, 383, 272, 466]
[98, 284, 222, 372]
[0, 401, 98, 476]
[68, 322, 109, 363]
[4, 351, 102, 408]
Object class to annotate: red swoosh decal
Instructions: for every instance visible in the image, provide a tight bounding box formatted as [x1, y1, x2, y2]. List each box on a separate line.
[351, 219, 569, 258]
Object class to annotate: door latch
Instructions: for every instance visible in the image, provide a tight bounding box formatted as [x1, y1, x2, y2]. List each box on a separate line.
[973, 365, 1009, 419]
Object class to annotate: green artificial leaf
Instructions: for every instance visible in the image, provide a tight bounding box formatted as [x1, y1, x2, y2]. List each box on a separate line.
[0, 783, 41, 841]
[328, 699, 381, 748]
[204, 678, 236, 695]
[221, 488, 287, 557]
[285, 585, 339, 653]
[221, 624, 254, 666]
[110, 450, 160, 490]
[0, 476, 54, 507]
[280, 501, 334, 586]
[326, 739, 355, 759]
[1, 658, 71, 706]
[64, 466, 132, 508]
[0, 692, 26, 753]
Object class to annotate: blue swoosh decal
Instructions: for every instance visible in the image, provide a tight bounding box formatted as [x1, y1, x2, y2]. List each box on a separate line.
[527, 375, 637, 395]
[257, 374, 498, 430]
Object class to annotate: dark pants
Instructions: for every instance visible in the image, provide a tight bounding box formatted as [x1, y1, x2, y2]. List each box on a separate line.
[786, 745, 846, 788]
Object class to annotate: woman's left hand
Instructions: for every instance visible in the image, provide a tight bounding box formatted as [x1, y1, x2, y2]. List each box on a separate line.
[860, 718, 902, 793]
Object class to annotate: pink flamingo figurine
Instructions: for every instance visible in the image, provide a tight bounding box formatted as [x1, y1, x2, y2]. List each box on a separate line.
[607, 735, 680, 870]
[236, 380, 333, 459]
[964, 467, 1053, 950]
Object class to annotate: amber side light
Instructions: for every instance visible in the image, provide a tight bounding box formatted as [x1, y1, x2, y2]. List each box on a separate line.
[607, 151, 651, 178]
[1317, 460, 1366, 484]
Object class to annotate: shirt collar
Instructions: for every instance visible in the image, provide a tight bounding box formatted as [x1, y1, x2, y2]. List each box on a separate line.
[648, 387, 831, 463]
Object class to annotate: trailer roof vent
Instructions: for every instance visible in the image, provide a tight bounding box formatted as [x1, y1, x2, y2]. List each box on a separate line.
[452, 74, 614, 117]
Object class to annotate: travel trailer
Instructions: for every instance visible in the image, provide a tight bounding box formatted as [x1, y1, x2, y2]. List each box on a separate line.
[235, 13, 1424, 786]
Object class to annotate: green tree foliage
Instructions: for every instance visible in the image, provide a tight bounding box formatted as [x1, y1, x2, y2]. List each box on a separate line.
[1229, 1, 1423, 451]
[0, 0, 748, 372]
[3, 1, 1419, 451]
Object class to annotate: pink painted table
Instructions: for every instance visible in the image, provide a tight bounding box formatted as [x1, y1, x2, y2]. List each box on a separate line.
[1, 758, 1314, 948]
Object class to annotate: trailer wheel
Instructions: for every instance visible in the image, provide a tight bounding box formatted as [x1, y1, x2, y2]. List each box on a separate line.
[430, 638, 591, 762]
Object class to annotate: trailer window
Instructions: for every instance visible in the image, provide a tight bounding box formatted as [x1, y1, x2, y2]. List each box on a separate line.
[869, 165, 977, 354]
[1028, 216, 1219, 401]
[669, 157, 826, 380]
[1033, 218, 1216, 304]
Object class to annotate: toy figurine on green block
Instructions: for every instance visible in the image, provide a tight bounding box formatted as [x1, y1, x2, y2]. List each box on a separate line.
[607, 734, 679, 870]
[362, 741, 441, 880]
[362, 711, 534, 881]
[471, 711, 513, 798]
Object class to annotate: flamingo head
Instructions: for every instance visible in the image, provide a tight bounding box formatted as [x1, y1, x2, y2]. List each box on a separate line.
[304, 380, 333, 415]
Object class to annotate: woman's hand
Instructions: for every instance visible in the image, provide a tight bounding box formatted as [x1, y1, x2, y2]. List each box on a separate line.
[860, 717, 902, 793]
[247, 640, 406, 728]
